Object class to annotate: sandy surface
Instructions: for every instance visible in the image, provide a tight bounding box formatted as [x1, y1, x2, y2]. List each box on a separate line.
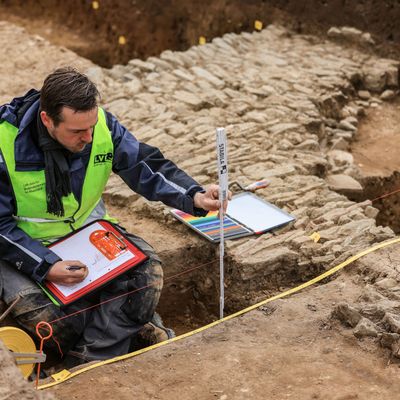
[353, 100, 400, 177]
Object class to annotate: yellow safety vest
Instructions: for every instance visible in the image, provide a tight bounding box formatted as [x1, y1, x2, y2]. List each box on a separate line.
[0, 108, 114, 243]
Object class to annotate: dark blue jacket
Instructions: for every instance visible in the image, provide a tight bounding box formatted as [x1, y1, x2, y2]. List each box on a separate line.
[0, 89, 206, 282]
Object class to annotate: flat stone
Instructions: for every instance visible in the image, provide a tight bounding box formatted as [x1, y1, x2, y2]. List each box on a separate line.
[364, 206, 379, 219]
[124, 77, 142, 94]
[380, 89, 396, 100]
[330, 137, 349, 151]
[341, 26, 363, 40]
[353, 317, 379, 338]
[327, 27, 341, 38]
[296, 139, 320, 151]
[173, 90, 203, 108]
[326, 174, 363, 194]
[328, 149, 354, 167]
[338, 119, 357, 131]
[383, 312, 400, 334]
[361, 32, 375, 45]
[386, 66, 399, 87]
[357, 90, 371, 100]
[172, 69, 195, 81]
[376, 277, 398, 290]
[128, 59, 156, 72]
[269, 123, 300, 135]
[363, 67, 387, 92]
[333, 303, 362, 327]
[190, 66, 225, 88]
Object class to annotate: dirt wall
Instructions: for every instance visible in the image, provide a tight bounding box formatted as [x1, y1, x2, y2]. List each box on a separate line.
[0, 341, 55, 400]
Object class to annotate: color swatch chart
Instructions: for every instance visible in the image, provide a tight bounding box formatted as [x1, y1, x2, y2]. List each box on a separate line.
[171, 209, 252, 242]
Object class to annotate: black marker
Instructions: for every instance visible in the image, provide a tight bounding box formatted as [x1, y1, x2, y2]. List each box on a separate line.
[67, 265, 85, 271]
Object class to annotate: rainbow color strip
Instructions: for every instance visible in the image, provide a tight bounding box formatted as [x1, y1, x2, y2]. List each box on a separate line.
[171, 209, 252, 242]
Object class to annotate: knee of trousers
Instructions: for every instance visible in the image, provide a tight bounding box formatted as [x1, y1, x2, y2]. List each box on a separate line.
[121, 259, 164, 324]
[10, 293, 84, 351]
[146, 259, 164, 291]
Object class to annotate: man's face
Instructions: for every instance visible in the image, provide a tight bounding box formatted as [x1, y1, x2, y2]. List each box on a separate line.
[40, 106, 98, 153]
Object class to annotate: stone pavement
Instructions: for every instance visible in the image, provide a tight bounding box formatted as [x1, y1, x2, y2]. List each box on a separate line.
[86, 25, 398, 304]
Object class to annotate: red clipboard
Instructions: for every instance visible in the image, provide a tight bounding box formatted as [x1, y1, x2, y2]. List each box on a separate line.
[42, 220, 148, 306]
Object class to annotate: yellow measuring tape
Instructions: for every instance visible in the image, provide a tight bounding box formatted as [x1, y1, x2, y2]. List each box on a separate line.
[38, 237, 400, 390]
[0, 326, 37, 378]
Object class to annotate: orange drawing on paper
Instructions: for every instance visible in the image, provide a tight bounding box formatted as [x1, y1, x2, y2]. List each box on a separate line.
[89, 230, 127, 260]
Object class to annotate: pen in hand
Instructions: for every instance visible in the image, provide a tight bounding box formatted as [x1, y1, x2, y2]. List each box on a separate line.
[67, 265, 85, 271]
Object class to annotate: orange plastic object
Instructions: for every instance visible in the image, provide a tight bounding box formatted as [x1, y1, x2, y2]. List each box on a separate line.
[89, 230, 127, 260]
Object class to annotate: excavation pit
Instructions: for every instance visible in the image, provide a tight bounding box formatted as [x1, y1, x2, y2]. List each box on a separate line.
[3, 0, 400, 68]
[351, 100, 400, 233]
[103, 205, 326, 336]
[2, 1, 400, 398]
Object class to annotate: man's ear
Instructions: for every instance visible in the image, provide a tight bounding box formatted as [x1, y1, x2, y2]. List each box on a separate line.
[40, 110, 54, 131]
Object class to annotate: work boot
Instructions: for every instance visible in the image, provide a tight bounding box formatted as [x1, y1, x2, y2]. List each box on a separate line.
[131, 312, 175, 351]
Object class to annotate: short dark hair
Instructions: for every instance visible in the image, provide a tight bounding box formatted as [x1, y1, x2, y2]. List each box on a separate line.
[40, 67, 100, 126]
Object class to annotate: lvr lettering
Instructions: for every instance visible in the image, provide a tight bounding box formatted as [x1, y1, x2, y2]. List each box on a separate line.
[94, 153, 113, 164]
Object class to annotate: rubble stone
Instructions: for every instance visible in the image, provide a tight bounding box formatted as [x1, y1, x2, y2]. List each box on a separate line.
[353, 317, 379, 338]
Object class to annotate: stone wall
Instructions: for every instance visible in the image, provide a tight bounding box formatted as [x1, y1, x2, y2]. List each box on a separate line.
[91, 25, 398, 305]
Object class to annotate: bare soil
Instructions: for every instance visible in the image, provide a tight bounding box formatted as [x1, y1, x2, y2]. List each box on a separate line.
[51, 270, 400, 400]
[353, 101, 400, 177]
[352, 102, 400, 233]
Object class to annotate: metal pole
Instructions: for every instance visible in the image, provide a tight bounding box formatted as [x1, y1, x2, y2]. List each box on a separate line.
[216, 127, 228, 319]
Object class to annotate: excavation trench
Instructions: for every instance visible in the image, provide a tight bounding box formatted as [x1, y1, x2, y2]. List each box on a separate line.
[3, 0, 400, 67]
[350, 100, 400, 234]
[350, 174, 400, 235]
[3, 0, 400, 380]
[141, 222, 326, 337]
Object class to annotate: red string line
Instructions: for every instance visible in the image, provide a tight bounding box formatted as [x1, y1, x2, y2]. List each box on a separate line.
[47, 257, 221, 325]
[52, 336, 63, 358]
[370, 187, 400, 203]
[43, 187, 400, 326]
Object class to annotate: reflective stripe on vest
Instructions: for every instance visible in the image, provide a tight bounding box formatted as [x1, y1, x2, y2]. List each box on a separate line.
[0, 108, 114, 243]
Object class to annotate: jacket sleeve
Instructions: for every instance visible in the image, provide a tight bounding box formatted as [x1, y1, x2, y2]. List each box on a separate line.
[0, 155, 61, 282]
[108, 112, 208, 216]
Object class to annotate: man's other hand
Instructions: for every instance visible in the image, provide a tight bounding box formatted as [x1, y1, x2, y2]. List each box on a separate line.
[193, 184, 232, 213]
[46, 260, 88, 286]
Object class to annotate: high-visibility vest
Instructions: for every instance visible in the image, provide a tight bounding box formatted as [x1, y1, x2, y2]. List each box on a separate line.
[0, 107, 114, 243]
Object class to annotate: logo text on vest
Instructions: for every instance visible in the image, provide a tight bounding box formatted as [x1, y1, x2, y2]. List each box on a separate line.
[23, 181, 45, 194]
[94, 153, 113, 165]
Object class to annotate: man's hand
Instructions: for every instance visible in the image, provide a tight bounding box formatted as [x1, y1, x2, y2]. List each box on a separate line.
[193, 184, 232, 213]
[46, 260, 88, 286]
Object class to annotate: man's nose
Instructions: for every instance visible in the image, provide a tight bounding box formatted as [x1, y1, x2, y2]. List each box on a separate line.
[82, 129, 93, 143]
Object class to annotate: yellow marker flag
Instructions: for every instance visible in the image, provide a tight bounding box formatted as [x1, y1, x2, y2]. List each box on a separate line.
[92, 1, 99, 10]
[254, 20, 263, 31]
[309, 232, 321, 243]
[118, 35, 126, 45]
[51, 369, 72, 382]
[199, 36, 206, 45]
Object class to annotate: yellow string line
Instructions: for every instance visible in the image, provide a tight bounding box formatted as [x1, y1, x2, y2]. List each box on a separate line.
[37, 236, 400, 390]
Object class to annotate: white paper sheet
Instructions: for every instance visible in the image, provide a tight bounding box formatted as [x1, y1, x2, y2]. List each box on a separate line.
[50, 222, 136, 297]
[227, 193, 294, 233]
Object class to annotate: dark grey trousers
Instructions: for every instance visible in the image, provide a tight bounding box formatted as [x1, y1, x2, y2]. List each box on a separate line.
[0, 231, 163, 362]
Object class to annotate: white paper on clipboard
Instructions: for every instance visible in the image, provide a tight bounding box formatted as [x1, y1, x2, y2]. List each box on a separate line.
[226, 192, 295, 233]
[50, 222, 136, 297]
